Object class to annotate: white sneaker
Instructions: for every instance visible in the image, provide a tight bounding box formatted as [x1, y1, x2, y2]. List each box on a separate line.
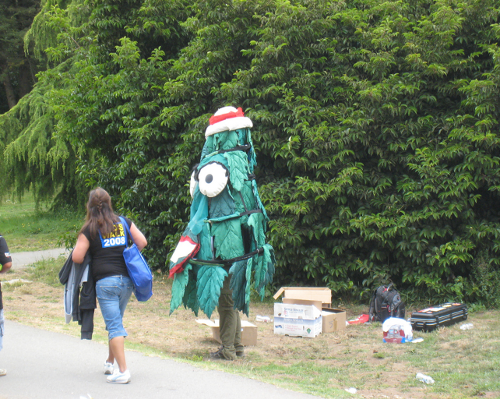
[103, 361, 114, 375]
[107, 369, 131, 384]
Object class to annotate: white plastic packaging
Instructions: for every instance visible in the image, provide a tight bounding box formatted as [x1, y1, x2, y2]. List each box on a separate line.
[382, 317, 413, 343]
[256, 315, 272, 323]
[416, 372, 435, 384]
[460, 323, 473, 330]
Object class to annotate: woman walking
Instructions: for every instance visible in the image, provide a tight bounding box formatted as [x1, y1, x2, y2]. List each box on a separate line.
[72, 187, 147, 384]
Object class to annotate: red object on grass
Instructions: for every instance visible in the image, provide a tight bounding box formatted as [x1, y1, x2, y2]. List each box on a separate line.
[347, 314, 370, 324]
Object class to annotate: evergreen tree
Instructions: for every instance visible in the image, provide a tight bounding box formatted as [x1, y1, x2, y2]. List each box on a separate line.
[45, 0, 193, 264]
[0, 0, 41, 113]
[0, 0, 88, 205]
[4, 0, 500, 305]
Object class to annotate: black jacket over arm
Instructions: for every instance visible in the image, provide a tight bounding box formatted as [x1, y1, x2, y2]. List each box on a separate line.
[59, 251, 96, 340]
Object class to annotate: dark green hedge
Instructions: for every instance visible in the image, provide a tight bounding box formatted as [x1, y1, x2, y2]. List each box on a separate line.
[5, 0, 500, 305]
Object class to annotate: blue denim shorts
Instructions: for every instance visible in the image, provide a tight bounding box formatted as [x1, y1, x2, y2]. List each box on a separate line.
[96, 276, 133, 340]
[0, 309, 4, 351]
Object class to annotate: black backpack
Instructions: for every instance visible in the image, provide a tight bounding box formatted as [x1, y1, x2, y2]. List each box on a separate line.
[368, 283, 405, 322]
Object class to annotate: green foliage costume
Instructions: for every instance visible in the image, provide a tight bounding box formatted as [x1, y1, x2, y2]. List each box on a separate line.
[168, 107, 275, 322]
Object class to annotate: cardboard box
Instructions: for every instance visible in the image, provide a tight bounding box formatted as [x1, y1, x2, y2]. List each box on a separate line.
[274, 302, 322, 320]
[273, 288, 333, 338]
[283, 298, 322, 312]
[273, 302, 323, 338]
[196, 319, 257, 346]
[322, 308, 346, 333]
[273, 287, 332, 308]
[274, 316, 322, 338]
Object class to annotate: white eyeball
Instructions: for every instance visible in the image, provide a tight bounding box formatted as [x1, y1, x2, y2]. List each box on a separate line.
[189, 170, 198, 198]
[197, 162, 228, 197]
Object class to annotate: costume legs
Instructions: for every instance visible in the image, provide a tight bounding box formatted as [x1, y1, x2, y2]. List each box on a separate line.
[218, 275, 243, 360]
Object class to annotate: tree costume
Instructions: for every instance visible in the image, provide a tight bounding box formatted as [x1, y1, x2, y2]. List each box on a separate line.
[168, 106, 275, 359]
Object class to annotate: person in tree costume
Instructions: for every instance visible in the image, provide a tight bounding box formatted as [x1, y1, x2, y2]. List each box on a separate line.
[168, 106, 275, 360]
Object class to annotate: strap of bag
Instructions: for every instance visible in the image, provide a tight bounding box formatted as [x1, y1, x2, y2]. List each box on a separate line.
[119, 216, 135, 246]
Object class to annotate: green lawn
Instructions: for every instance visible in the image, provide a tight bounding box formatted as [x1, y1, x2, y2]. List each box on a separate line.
[0, 193, 83, 251]
[3, 192, 500, 398]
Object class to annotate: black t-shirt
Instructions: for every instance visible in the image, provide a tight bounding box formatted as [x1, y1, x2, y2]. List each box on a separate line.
[82, 217, 132, 282]
[0, 235, 12, 310]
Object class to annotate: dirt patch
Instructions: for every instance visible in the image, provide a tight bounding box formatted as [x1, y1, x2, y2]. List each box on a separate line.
[1, 271, 498, 399]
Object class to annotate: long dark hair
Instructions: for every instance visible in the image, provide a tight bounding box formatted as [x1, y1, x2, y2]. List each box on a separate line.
[80, 187, 119, 239]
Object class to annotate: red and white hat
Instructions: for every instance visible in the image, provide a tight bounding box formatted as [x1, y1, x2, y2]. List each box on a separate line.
[205, 106, 253, 137]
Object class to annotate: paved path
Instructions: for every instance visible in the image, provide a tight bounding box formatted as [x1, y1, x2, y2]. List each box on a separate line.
[10, 248, 70, 268]
[0, 321, 322, 399]
[0, 250, 324, 399]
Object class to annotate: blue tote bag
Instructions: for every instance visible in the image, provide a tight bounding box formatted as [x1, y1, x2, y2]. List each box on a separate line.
[119, 217, 153, 301]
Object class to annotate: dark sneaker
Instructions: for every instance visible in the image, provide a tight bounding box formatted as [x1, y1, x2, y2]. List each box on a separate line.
[210, 347, 236, 361]
[235, 345, 245, 357]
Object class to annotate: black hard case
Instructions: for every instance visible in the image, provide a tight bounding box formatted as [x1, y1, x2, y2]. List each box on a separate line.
[410, 302, 468, 331]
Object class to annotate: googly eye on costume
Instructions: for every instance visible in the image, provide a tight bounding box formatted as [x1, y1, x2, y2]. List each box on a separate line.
[197, 162, 228, 197]
[190, 170, 198, 198]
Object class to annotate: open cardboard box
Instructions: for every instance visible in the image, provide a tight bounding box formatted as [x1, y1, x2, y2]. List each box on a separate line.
[274, 287, 332, 308]
[196, 319, 257, 346]
[283, 298, 322, 311]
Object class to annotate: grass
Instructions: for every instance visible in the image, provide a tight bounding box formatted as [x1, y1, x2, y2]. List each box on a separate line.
[0, 192, 83, 251]
[6, 256, 500, 399]
[3, 195, 500, 398]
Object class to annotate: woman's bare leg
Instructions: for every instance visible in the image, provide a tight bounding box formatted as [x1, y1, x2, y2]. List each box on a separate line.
[108, 336, 127, 372]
